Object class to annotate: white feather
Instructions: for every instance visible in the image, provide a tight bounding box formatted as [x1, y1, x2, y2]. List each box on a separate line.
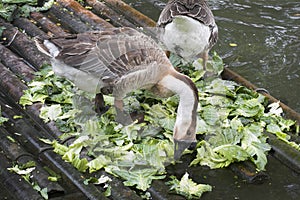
[161, 15, 211, 60]
[43, 40, 60, 57]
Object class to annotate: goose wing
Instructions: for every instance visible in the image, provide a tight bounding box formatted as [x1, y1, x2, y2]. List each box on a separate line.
[50, 27, 163, 80]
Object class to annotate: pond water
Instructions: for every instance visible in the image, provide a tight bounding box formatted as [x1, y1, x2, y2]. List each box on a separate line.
[125, 0, 300, 114]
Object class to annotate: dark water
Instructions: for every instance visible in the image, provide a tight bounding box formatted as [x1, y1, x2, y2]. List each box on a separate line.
[125, 0, 300, 113]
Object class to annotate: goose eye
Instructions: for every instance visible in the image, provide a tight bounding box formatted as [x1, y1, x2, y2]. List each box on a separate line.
[187, 130, 191, 135]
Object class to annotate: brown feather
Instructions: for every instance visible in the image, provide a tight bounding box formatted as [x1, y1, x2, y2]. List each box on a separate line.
[48, 27, 169, 79]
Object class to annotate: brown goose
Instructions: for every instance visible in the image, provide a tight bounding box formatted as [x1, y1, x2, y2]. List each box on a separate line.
[35, 27, 199, 160]
[157, 0, 218, 69]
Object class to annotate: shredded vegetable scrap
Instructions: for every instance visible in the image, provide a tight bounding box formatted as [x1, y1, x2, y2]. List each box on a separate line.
[166, 172, 212, 199]
[0, 105, 9, 125]
[20, 52, 299, 195]
[0, 0, 54, 21]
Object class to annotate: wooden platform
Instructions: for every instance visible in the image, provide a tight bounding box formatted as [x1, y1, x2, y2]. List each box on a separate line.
[0, 0, 299, 199]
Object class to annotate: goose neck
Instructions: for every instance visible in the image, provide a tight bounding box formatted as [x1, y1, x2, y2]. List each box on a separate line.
[159, 72, 198, 140]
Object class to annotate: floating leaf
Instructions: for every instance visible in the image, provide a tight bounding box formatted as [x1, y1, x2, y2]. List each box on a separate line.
[229, 43, 238, 47]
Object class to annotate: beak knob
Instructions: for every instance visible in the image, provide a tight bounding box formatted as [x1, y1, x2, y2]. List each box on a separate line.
[174, 139, 196, 160]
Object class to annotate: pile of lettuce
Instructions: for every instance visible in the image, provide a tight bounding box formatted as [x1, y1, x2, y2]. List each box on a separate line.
[19, 53, 299, 198]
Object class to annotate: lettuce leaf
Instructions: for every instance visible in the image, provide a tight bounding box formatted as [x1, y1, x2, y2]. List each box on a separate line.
[21, 53, 299, 192]
[0, 106, 9, 125]
[167, 172, 212, 199]
[0, 0, 54, 21]
[110, 167, 166, 191]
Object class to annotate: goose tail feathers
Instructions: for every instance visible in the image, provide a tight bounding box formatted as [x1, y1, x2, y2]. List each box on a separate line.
[34, 37, 60, 58]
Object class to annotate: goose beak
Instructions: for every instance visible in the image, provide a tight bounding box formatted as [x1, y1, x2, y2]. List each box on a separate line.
[174, 139, 196, 160]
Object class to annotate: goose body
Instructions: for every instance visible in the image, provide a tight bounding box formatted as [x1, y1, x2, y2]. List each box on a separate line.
[36, 27, 199, 159]
[157, 0, 218, 67]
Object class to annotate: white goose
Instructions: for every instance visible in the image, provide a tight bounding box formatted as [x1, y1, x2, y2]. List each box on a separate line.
[35, 27, 199, 160]
[157, 0, 218, 69]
